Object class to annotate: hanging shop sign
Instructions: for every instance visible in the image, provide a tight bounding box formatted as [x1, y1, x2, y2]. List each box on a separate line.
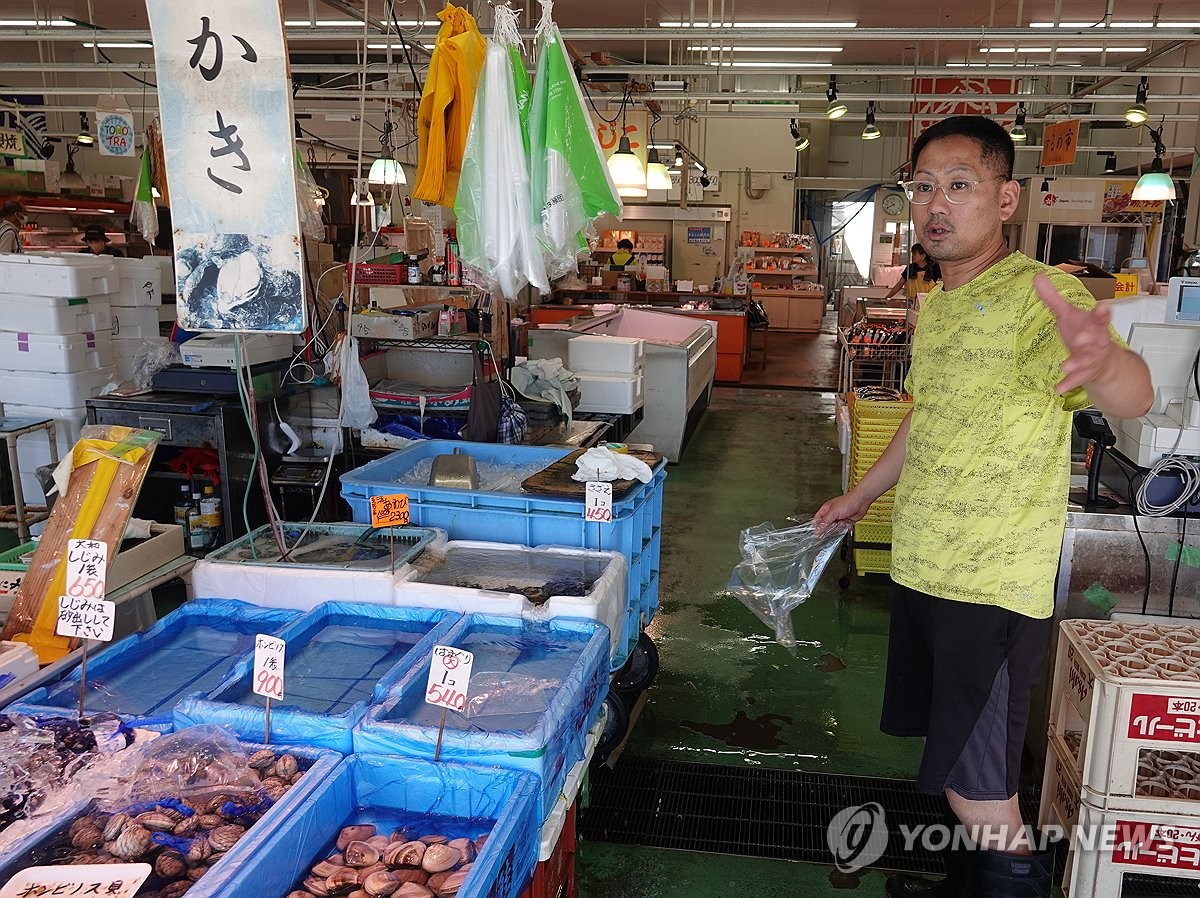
[1038, 189, 1096, 211]
[95, 95, 137, 158]
[591, 108, 649, 170]
[146, 0, 307, 333]
[0, 128, 24, 157]
[909, 78, 1019, 135]
[1102, 179, 1166, 220]
[1041, 120, 1081, 168]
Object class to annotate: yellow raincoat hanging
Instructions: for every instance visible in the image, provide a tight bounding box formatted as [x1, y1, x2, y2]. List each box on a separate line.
[412, 4, 486, 207]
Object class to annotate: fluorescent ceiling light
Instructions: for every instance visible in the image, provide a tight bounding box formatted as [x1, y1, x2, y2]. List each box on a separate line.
[1030, 20, 1190, 26]
[1, 19, 76, 26]
[686, 45, 842, 52]
[83, 41, 152, 48]
[661, 20, 856, 28]
[367, 43, 434, 49]
[947, 62, 1080, 67]
[980, 46, 1146, 52]
[706, 61, 833, 68]
[287, 18, 436, 26]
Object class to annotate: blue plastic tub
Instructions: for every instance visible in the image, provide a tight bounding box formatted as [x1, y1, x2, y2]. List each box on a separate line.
[175, 601, 460, 752]
[0, 736, 341, 898]
[5, 599, 300, 729]
[214, 753, 539, 898]
[354, 614, 609, 824]
[339, 440, 666, 653]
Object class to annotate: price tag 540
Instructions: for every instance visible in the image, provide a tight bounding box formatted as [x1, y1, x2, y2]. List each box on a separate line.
[584, 481, 613, 523]
[253, 634, 286, 701]
[426, 645, 474, 712]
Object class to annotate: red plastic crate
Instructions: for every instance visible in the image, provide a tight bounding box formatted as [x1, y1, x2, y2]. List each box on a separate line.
[518, 805, 577, 898]
[348, 263, 407, 285]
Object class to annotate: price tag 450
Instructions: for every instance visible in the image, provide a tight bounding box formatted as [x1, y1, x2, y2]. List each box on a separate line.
[426, 645, 474, 712]
[253, 634, 286, 702]
[584, 481, 613, 523]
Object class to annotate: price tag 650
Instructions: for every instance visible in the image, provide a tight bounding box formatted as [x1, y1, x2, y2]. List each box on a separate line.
[584, 481, 613, 523]
[425, 645, 474, 712]
[66, 538, 108, 600]
[253, 634, 286, 701]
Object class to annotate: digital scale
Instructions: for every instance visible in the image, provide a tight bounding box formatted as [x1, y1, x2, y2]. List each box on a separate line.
[181, 333, 294, 368]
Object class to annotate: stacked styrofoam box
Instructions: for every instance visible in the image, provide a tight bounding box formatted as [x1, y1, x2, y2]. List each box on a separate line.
[567, 335, 645, 415]
[1041, 619, 1200, 895]
[0, 255, 120, 503]
[109, 256, 163, 382]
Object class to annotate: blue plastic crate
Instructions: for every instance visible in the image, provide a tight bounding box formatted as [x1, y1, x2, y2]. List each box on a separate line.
[339, 440, 667, 654]
[0, 736, 341, 898]
[215, 754, 539, 898]
[175, 601, 460, 752]
[6, 599, 300, 729]
[354, 613, 609, 824]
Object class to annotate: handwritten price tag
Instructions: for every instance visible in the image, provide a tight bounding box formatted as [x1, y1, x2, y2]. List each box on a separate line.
[253, 634, 286, 701]
[66, 538, 108, 600]
[370, 493, 410, 528]
[0, 863, 152, 898]
[56, 596, 115, 642]
[425, 645, 474, 712]
[584, 481, 613, 523]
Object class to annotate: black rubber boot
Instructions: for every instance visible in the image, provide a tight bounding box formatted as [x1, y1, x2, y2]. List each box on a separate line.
[884, 817, 968, 898]
[964, 844, 1054, 898]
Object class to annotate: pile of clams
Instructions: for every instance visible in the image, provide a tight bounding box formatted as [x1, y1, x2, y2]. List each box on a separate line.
[286, 823, 486, 898]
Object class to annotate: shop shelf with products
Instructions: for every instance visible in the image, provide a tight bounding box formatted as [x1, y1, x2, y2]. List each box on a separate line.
[746, 243, 824, 333]
[594, 230, 668, 268]
[837, 321, 913, 395]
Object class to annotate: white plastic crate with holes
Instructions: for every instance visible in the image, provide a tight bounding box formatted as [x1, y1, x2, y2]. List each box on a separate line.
[1040, 727, 1084, 834]
[1049, 619, 1200, 806]
[1064, 799, 1200, 897]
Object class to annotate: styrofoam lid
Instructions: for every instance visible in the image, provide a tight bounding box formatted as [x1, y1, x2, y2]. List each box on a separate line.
[0, 253, 116, 275]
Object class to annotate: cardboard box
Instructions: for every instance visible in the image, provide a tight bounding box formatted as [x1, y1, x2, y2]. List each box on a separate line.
[109, 523, 185, 591]
[1055, 260, 1116, 301]
[304, 239, 334, 262]
[349, 305, 440, 341]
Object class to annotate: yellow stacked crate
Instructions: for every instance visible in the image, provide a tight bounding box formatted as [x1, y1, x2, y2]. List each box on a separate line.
[847, 394, 912, 574]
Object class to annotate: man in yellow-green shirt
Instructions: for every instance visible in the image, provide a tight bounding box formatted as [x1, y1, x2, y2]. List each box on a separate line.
[815, 116, 1152, 898]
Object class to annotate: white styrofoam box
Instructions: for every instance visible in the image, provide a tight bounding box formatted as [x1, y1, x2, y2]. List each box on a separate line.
[1064, 799, 1200, 897]
[2, 404, 86, 456]
[394, 541, 628, 665]
[567, 334, 645, 375]
[0, 329, 112, 373]
[0, 253, 117, 298]
[538, 720, 600, 861]
[15, 434, 61, 490]
[0, 641, 38, 689]
[0, 295, 112, 336]
[294, 415, 344, 455]
[1039, 728, 1084, 835]
[1050, 619, 1200, 803]
[575, 372, 644, 415]
[110, 305, 160, 340]
[17, 469, 46, 507]
[0, 365, 116, 409]
[149, 255, 175, 295]
[111, 256, 162, 307]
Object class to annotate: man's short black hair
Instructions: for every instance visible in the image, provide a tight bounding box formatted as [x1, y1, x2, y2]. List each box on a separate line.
[911, 115, 1015, 181]
[617, 238, 634, 251]
[1, 200, 24, 219]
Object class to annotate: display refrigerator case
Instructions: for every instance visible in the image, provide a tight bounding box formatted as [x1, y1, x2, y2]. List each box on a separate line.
[528, 307, 716, 462]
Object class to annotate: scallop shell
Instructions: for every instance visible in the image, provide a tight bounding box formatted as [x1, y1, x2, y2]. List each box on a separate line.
[137, 811, 179, 833]
[208, 823, 246, 853]
[248, 748, 276, 771]
[433, 871, 467, 898]
[325, 867, 361, 894]
[392, 884, 434, 898]
[110, 823, 152, 860]
[156, 850, 187, 879]
[367, 835, 391, 852]
[359, 863, 388, 880]
[425, 874, 450, 895]
[362, 869, 403, 897]
[312, 859, 344, 878]
[383, 841, 425, 868]
[338, 825, 377, 852]
[275, 754, 299, 779]
[71, 823, 104, 850]
[344, 840, 381, 868]
[391, 870, 428, 887]
[103, 812, 129, 842]
[420, 844, 459, 874]
[447, 839, 475, 864]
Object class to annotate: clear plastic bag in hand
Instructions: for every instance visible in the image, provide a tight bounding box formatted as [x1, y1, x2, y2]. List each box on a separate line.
[727, 519, 850, 650]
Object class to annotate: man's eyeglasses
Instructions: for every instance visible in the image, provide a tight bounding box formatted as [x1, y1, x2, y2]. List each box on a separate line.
[901, 176, 1006, 205]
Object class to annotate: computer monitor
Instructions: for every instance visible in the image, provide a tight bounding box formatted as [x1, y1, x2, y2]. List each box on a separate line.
[1128, 322, 1200, 414]
[1166, 277, 1200, 325]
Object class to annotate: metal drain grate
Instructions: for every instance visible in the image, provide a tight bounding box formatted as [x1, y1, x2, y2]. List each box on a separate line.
[579, 758, 1200, 894]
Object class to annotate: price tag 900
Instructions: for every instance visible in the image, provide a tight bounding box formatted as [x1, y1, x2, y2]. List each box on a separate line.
[253, 634, 286, 701]
[425, 645, 474, 712]
[584, 481, 613, 523]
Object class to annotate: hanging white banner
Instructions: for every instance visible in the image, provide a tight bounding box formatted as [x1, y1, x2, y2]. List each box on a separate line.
[146, 1, 307, 333]
[95, 95, 136, 158]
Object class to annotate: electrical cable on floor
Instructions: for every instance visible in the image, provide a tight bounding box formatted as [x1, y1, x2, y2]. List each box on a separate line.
[1105, 449, 1156, 614]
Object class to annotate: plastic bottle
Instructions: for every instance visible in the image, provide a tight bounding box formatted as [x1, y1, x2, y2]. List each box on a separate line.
[173, 484, 192, 528]
[200, 485, 222, 547]
[406, 255, 423, 285]
[429, 256, 447, 286]
[187, 491, 207, 553]
[438, 305, 453, 337]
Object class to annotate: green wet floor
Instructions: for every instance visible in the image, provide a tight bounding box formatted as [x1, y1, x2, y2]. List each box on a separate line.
[629, 387, 923, 778]
[579, 387, 924, 896]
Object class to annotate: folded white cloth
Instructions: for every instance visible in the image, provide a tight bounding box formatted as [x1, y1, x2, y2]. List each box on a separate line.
[510, 360, 577, 425]
[571, 447, 654, 484]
